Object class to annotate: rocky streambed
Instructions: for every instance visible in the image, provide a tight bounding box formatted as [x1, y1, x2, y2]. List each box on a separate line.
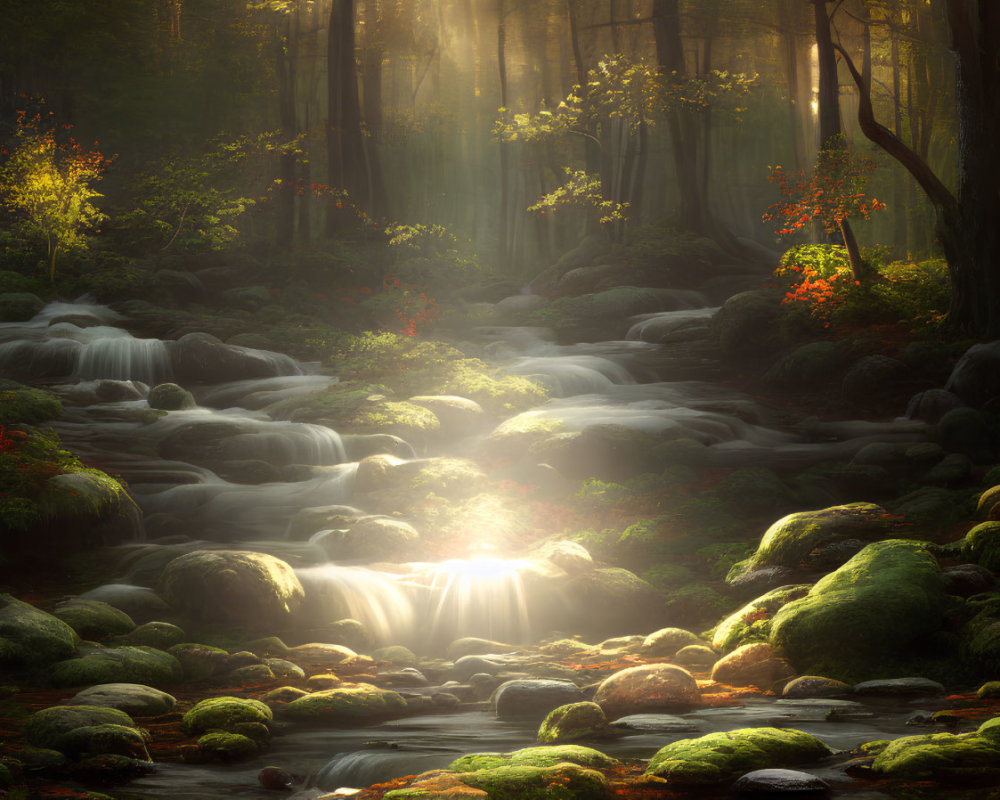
[4, 263, 1000, 799]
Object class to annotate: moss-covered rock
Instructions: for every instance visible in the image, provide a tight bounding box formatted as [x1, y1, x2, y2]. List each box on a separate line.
[53, 599, 136, 640]
[283, 683, 407, 722]
[711, 289, 790, 358]
[457, 762, 610, 800]
[715, 466, 800, 518]
[167, 642, 231, 681]
[962, 522, 1000, 571]
[147, 382, 196, 410]
[640, 627, 704, 658]
[870, 720, 1000, 780]
[114, 621, 186, 650]
[314, 515, 420, 562]
[68, 683, 176, 716]
[49, 646, 183, 687]
[769, 540, 953, 682]
[182, 696, 272, 735]
[24, 705, 135, 751]
[0, 594, 78, 665]
[450, 744, 619, 773]
[59, 723, 150, 760]
[537, 703, 608, 744]
[710, 642, 795, 690]
[592, 663, 700, 716]
[0, 292, 44, 322]
[645, 727, 833, 785]
[196, 732, 259, 761]
[158, 549, 305, 629]
[711, 585, 812, 653]
[728, 503, 899, 584]
[559, 567, 665, 640]
[761, 340, 853, 389]
[0, 380, 62, 425]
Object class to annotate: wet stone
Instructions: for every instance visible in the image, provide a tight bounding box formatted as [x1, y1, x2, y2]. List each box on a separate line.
[852, 677, 946, 697]
[609, 713, 703, 733]
[493, 679, 584, 721]
[732, 768, 830, 795]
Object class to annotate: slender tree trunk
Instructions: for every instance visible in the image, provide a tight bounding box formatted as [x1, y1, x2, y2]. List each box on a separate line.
[362, 0, 387, 219]
[275, 16, 296, 252]
[326, 0, 367, 235]
[497, 0, 512, 270]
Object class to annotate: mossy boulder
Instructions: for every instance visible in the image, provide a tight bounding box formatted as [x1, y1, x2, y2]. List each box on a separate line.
[645, 727, 833, 785]
[314, 516, 420, 562]
[167, 642, 231, 680]
[354, 455, 487, 500]
[592, 663, 700, 716]
[711, 585, 812, 653]
[728, 503, 900, 584]
[761, 340, 853, 389]
[457, 763, 610, 800]
[52, 599, 136, 640]
[962, 522, 1000, 571]
[49, 646, 183, 687]
[0, 292, 44, 322]
[68, 683, 176, 716]
[24, 705, 135, 751]
[715, 466, 799, 518]
[641, 627, 704, 658]
[559, 567, 665, 639]
[0, 594, 78, 665]
[148, 382, 196, 411]
[537, 703, 608, 744]
[769, 540, 952, 682]
[870, 717, 1000, 780]
[0, 380, 62, 425]
[450, 744, 619, 772]
[114, 621, 186, 650]
[59, 723, 150, 760]
[283, 683, 407, 722]
[197, 731, 259, 761]
[181, 696, 272, 735]
[158, 550, 305, 629]
[711, 289, 789, 358]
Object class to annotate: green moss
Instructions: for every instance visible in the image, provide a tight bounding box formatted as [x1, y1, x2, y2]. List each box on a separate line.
[537, 703, 607, 744]
[769, 540, 953, 682]
[168, 642, 230, 681]
[52, 599, 135, 640]
[181, 696, 272, 735]
[0, 380, 62, 425]
[645, 727, 832, 784]
[196, 732, 259, 761]
[24, 705, 135, 751]
[283, 683, 407, 721]
[962, 522, 1000, 571]
[49, 646, 183, 687]
[871, 730, 1000, 779]
[0, 594, 78, 665]
[458, 763, 609, 800]
[451, 745, 618, 773]
[729, 502, 897, 583]
[711, 585, 812, 653]
[59, 723, 149, 759]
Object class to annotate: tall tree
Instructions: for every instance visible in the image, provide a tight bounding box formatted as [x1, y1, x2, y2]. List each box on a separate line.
[836, 0, 1000, 335]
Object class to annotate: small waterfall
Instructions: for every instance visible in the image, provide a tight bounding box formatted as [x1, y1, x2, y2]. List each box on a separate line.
[626, 307, 718, 342]
[413, 558, 532, 648]
[221, 422, 347, 466]
[297, 564, 418, 645]
[194, 374, 332, 410]
[73, 332, 173, 384]
[509, 354, 637, 396]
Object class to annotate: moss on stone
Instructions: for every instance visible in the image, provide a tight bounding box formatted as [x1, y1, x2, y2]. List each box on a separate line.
[0, 594, 78, 665]
[49, 646, 183, 687]
[711, 585, 812, 653]
[870, 728, 1000, 779]
[962, 522, 1000, 571]
[59, 723, 149, 759]
[24, 705, 135, 751]
[769, 540, 953, 682]
[283, 683, 407, 722]
[537, 703, 608, 744]
[181, 696, 272, 736]
[196, 732, 259, 761]
[0, 380, 62, 425]
[645, 727, 832, 785]
[53, 599, 136, 640]
[451, 745, 618, 773]
[457, 763, 610, 800]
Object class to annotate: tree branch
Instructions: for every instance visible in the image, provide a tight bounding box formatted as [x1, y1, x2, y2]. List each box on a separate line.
[832, 41, 958, 215]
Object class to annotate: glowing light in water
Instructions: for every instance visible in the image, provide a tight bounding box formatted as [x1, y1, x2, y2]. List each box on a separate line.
[417, 557, 532, 646]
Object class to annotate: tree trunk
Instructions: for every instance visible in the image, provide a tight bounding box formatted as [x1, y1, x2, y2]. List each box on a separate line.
[497, 0, 512, 270]
[361, 0, 387, 219]
[275, 16, 296, 252]
[652, 0, 707, 234]
[834, 0, 1000, 336]
[326, 0, 367, 235]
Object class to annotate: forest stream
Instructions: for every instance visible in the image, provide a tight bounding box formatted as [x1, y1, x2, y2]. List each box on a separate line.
[3, 281, 999, 800]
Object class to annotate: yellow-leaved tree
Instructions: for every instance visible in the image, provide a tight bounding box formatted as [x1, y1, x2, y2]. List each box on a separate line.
[0, 108, 112, 282]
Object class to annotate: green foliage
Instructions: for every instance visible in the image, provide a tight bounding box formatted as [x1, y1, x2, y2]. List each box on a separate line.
[528, 170, 629, 226]
[384, 222, 482, 289]
[0, 426, 129, 531]
[776, 244, 849, 280]
[0, 107, 111, 282]
[0, 381, 62, 425]
[574, 478, 630, 510]
[113, 136, 264, 254]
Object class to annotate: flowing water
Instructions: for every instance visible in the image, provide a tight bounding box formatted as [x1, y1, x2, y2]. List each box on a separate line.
[0, 296, 953, 798]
